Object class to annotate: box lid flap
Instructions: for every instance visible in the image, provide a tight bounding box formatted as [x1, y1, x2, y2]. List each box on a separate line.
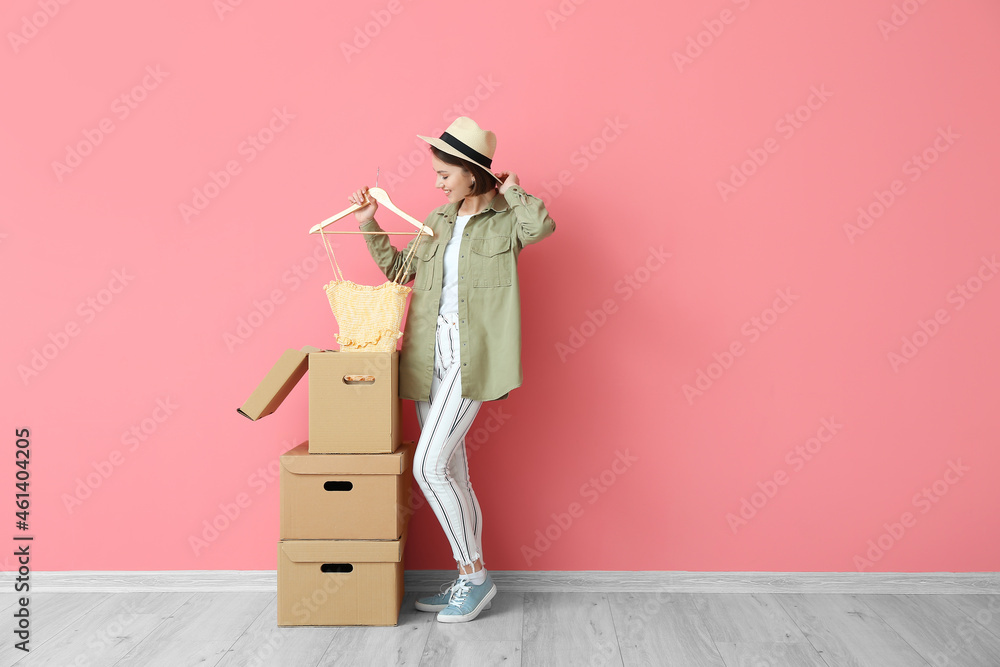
[280, 441, 414, 475]
[237, 346, 318, 421]
[280, 528, 407, 563]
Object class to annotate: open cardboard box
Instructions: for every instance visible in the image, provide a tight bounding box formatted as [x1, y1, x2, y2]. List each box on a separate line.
[277, 527, 407, 627]
[279, 441, 415, 540]
[238, 347, 401, 454]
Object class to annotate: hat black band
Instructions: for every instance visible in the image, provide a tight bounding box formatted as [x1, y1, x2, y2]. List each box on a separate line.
[439, 132, 492, 169]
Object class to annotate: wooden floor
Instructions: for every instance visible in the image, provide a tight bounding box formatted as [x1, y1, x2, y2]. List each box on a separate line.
[2, 589, 1000, 666]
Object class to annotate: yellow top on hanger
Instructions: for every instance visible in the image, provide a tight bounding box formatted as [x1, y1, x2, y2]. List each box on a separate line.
[311, 184, 429, 352]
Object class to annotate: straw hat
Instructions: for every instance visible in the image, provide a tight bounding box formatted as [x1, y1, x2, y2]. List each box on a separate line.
[417, 116, 503, 182]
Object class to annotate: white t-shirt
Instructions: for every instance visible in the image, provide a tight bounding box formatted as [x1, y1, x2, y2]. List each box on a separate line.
[438, 213, 472, 315]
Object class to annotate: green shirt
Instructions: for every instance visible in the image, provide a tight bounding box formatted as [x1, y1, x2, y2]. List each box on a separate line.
[359, 183, 556, 402]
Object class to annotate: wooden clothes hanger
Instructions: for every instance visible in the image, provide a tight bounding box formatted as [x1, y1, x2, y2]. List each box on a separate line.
[308, 169, 434, 237]
[313, 169, 431, 287]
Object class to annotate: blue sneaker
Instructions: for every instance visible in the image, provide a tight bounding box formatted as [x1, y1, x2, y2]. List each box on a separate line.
[415, 578, 493, 613]
[436, 575, 496, 623]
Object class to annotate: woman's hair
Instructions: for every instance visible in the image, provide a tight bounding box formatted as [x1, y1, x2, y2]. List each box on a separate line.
[430, 146, 496, 197]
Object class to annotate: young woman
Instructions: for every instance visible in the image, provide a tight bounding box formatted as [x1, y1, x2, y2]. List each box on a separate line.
[347, 116, 555, 623]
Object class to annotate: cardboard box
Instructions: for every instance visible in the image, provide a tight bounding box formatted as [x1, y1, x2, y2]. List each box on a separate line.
[238, 348, 401, 453]
[277, 530, 407, 627]
[280, 441, 415, 540]
[308, 350, 400, 454]
[237, 346, 318, 421]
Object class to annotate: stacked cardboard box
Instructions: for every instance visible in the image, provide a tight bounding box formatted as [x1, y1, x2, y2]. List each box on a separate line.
[239, 348, 414, 626]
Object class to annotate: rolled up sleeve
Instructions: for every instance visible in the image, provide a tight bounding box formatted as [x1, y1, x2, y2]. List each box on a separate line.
[503, 184, 556, 249]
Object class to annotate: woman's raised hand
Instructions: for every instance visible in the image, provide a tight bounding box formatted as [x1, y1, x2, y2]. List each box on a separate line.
[349, 187, 378, 223]
[494, 171, 519, 194]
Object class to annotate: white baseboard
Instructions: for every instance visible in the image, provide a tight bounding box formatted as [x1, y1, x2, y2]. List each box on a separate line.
[4, 571, 998, 594]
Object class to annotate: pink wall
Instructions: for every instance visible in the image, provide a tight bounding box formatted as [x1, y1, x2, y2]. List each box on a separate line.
[4, 0, 998, 574]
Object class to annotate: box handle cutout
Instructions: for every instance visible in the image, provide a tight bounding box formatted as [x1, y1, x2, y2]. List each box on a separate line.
[323, 481, 354, 491]
[321, 563, 354, 573]
[343, 375, 376, 385]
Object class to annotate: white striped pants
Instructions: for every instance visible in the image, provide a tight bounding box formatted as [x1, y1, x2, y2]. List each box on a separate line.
[414, 313, 485, 567]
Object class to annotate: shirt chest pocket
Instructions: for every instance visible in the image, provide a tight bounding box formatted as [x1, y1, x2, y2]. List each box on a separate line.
[470, 235, 513, 288]
[412, 243, 438, 291]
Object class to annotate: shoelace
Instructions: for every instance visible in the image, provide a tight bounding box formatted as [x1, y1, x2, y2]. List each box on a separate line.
[439, 579, 458, 596]
[449, 579, 473, 606]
